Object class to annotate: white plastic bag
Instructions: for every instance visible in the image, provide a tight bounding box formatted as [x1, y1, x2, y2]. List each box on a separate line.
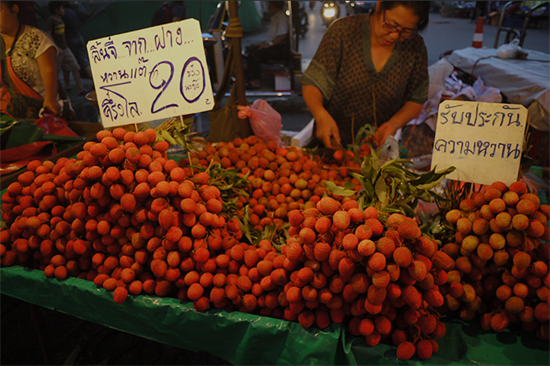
[238, 99, 282, 146]
[496, 38, 521, 59]
[377, 135, 400, 164]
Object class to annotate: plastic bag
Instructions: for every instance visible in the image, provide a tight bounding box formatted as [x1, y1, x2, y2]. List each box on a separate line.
[376, 135, 399, 164]
[34, 113, 78, 137]
[237, 99, 282, 146]
[496, 38, 521, 59]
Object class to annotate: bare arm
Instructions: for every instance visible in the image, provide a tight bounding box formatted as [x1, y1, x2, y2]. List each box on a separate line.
[36, 46, 61, 115]
[257, 33, 288, 49]
[302, 84, 340, 149]
[374, 101, 423, 147]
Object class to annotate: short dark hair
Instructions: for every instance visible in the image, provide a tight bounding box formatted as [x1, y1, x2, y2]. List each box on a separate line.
[269, 1, 285, 10]
[48, 1, 64, 15]
[380, 1, 430, 31]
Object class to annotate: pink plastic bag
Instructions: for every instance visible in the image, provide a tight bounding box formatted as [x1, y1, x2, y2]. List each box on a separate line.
[237, 99, 282, 146]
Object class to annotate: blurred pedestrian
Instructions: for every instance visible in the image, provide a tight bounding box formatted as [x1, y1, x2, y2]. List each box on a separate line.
[151, 1, 186, 26]
[62, 1, 92, 80]
[245, 1, 290, 90]
[46, 1, 85, 94]
[1, 1, 61, 117]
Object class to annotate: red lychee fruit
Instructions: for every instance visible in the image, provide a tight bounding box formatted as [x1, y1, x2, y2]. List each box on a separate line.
[397, 221, 421, 240]
[396, 341, 416, 360]
[333, 211, 351, 230]
[316, 197, 341, 215]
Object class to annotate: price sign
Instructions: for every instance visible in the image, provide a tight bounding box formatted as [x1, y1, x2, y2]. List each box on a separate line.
[87, 19, 214, 128]
[430, 100, 528, 186]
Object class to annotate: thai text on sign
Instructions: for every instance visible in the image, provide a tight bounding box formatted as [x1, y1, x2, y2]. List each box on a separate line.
[87, 19, 214, 128]
[430, 100, 528, 186]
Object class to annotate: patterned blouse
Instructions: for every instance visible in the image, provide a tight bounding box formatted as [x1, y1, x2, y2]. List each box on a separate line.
[7, 26, 58, 99]
[301, 14, 429, 146]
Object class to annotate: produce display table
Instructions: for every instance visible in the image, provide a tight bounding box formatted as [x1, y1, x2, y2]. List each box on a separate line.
[1, 266, 548, 365]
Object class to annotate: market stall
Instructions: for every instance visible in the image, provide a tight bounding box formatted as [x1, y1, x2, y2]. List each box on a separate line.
[1, 6, 549, 366]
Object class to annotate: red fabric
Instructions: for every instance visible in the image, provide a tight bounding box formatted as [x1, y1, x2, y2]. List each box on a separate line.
[1, 56, 43, 113]
[6, 57, 42, 99]
[0, 141, 56, 175]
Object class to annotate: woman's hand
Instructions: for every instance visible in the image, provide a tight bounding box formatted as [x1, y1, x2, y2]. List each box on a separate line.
[258, 42, 271, 49]
[315, 110, 341, 149]
[373, 121, 399, 147]
[43, 97, 61, 115]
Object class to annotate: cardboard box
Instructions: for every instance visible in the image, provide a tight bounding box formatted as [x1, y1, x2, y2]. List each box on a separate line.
[275, 73, 292, 92]
[291, 118, 314, 147]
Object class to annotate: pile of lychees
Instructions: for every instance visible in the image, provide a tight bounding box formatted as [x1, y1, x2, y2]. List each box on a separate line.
[281, 197, 451, 360]
[0, 127, 242, 306]
[1, 129, 549, 362]
[440, 181, 549, 340]
[181, 136, 364, 233]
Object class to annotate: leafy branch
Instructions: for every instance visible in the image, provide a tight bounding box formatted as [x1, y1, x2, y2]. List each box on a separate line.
[324, 147, 456, 220]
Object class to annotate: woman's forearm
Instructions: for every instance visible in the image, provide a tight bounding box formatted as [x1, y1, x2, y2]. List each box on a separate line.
[37, 47, 59, 102]
[302, 84, 326, 119]
[386, 101, 423, 130]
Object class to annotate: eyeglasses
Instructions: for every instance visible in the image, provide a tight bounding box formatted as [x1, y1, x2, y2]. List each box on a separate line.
[381, 10, 418, 40]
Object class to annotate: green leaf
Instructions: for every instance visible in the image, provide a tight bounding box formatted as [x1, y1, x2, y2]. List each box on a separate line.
[364, 179, 376, 199]
[410, 166, 456, 186]
[381, 206, 405, 214]
[358, 195, 366, 211]
[160, 130, 178, 145]
[323, 181, 357, 197]
[381, 158, 414, 170]
[374, 177, 388, 208]
[361, 156, 374, 180]
[173, 129, 187, 147]
[392, 200, 416, 217]
[417, 190, 433, 202]
[344, 181, 356, 190]
[351, 172, 365, 185]
[415, 176, 445, 191]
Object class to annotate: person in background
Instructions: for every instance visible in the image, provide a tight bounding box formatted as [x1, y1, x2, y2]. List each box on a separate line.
[16, 1, 37, 27]
[301, 1, 430, 149]
[62, 1, 92, 80]
[471, 2, 487, 23]
[245, 1, 290, 90]
[151, 1, 186, 26]
[46, 1, 85, 95]
[1, 1, 61, 118]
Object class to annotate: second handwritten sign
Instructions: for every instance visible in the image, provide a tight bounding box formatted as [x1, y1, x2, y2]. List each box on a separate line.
[87, 19, 214, 128]
[430, 100, 528, 186]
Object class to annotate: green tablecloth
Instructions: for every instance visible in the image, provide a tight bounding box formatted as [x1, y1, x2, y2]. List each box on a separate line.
[1, 266, 548, 365]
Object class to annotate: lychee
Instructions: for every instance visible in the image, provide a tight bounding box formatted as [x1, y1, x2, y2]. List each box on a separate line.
[317, 197, 341, 215]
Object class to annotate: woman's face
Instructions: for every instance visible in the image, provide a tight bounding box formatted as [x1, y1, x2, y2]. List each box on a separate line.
[372, 3, 420, 47]
[0, 2, 19, 35]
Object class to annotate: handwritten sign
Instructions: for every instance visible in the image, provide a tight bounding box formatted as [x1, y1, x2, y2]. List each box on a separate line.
[87, 19, 214, 128]
[430, 100, 528, 186]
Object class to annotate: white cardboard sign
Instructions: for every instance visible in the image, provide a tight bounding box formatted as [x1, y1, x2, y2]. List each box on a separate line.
[87, 19, 214, 128]
[430, 100, 528, 186]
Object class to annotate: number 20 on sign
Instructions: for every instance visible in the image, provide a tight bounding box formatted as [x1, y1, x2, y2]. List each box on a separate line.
[87, 18, 214, 128]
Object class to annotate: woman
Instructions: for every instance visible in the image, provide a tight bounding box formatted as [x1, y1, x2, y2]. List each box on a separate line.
[301, 1, 430, 149]
[1, 1, 61, 118]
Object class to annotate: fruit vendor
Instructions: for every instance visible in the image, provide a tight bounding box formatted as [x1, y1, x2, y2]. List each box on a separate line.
[1, 1, 61, 118]
[301, 1, 430, 149]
